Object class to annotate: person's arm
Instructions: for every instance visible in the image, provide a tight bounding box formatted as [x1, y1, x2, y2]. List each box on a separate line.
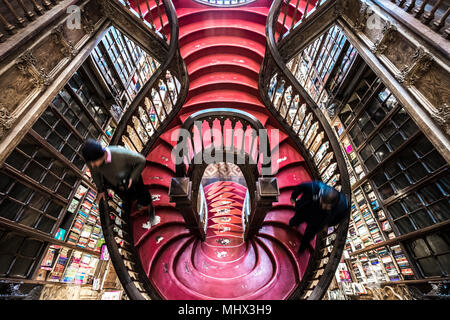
[125, 150, 146, 184]
[290, 182, 313, 203]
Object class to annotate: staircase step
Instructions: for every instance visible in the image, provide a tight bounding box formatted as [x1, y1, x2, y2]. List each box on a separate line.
[185, 48, 262, 76]
[174, 238, 276, 299]
[147, 142, 176, 173]
[272, 140, 306, 173]
[132, 208, 186, 247]
[147, 186, 174, 208]
[276, 165, 311, 190]
[178, 10, 266, 40]
[180, 31, 265, 60]
[142, 164, 175, 189]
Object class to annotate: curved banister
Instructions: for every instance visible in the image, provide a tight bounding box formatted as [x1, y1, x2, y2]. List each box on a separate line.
[183, 108, 266, 132]
[110, 0, 188, 150]
[174, 108, 273, 178]
[98, 0, 189, 300]
[99, 196, 157, 300]
[260, 0, 350, 300]
[170, 108, 278, 241]
[99, 0, 348, 300]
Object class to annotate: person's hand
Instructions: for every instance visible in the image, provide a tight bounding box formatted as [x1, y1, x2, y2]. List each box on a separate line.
[96, 192, 106, 205]
[128, 178, 133, 189]
[290, 198, 296, 205]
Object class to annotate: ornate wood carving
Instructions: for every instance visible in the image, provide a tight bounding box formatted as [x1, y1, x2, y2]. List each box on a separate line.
[0, 104, 14, 138]
[81, 8, 96, 35]
[395, 47, 434, 86]
[430, 105, 450, 136]
[18, 49, 53, 88]
[371, 22, 397, 55]
[52, 25, 78, 59]
[61, 21, 87, 48]
[353, 1, 371, 32]
[340, 0, 364, 28]
[383, 33, 417, 72]
[414, 60, 449, 102]
[0, 0, 105, 145]
[0, 55, 38, 112]
[337, 0, 450, 138]
[98, 0, 116, 17]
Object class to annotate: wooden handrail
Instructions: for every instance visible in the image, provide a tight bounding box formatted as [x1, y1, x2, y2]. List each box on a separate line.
[0, 0, 79, 45]
[388, 0, 450, 38]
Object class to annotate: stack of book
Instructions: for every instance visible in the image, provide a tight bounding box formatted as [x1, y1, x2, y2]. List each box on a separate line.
[48, 248, 70, 282]
[392, 245, 414, 276]
[62, 251, 82, 283]
[74, 254, 92, 284]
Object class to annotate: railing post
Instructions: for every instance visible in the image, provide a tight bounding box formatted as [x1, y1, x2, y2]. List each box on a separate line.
[245, 177, 279, 239]
[169, 177, 206, 240]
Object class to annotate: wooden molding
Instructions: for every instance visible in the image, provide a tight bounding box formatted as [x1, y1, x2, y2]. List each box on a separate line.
[337, 1, 450, 162]
[0, 0, 108, 165]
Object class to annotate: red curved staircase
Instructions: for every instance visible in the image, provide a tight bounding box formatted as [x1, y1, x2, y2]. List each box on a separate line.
[112, 0, 326, 300]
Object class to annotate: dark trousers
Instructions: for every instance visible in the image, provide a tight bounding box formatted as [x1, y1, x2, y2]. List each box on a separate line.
[290, 198, 349, 252]
[290, 212, 323, 252]
[110, 176, 154, 218]
[290, 200, 325, 253]
[126, 176, 152, 207]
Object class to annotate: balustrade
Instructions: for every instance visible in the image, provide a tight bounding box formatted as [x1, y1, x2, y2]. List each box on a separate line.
[390, 0, 449, 37]
[0, 0, 67, 42]
[275, 0, 330, 42]
[170, 108, 279, 240]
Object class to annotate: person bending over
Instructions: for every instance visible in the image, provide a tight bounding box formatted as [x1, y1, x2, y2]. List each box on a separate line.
[289, 181, 349, 254]
[81, 139, 158, 227]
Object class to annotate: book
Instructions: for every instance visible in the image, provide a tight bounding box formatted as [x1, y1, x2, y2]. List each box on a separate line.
[41, 247, 56, 270]
[381, 221, 391, 231]
[67, 199, 80, 214]
[75, 185, 88, 199]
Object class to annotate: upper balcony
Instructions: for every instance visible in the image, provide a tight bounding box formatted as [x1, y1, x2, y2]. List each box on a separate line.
[385, 0, 449, 39]
[0, 0, 87, 62]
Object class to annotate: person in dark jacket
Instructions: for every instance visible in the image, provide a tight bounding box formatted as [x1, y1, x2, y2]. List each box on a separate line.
[289, 181, 350, 254]
[81, 139, 158, 227]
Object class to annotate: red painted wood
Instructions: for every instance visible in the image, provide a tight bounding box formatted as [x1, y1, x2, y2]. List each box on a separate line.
[147, 142, 177, 173]
[126, 0, 316, 300]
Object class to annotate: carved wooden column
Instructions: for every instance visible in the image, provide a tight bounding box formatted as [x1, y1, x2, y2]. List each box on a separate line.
[245, 177, 279, 240]
[168, 177, 205, 240]
[0, 105, 13, 139]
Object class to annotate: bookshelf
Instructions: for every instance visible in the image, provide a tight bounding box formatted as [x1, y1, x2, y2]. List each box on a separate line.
[332, 126, 416, 286]
[34, 181, 106, 285]
[325, 111, 416, 292]
[65, 185, 103, 251]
